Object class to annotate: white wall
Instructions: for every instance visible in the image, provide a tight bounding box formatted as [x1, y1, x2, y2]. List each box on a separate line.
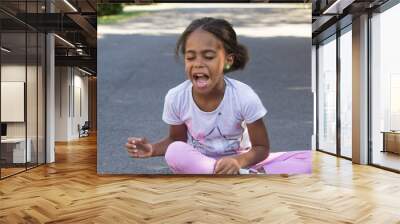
[1, 65, 35, 138]
[1, 65, 26, 142]
[1, 65, 25, 81]
[73, 73, 89, 137]
[1, 65, 25, 133]
[55, 67, 89, 141]
[1, 82, 25, 122]
[2, 63, 46, 164]
[55, 66, 69, 141]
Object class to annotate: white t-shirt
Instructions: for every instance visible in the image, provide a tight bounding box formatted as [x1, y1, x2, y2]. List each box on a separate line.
[162, 77, 267, 157]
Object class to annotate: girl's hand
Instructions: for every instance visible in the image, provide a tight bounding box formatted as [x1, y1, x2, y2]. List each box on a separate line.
[214, 157, 241, 174]
[125, 137, 153, 158]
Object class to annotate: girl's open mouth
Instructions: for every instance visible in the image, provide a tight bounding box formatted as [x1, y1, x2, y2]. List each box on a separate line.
[193, 73, 209, 89]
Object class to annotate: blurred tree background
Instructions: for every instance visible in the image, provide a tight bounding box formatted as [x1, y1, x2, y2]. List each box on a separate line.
[97, 3, 152, 25]
[97, 4, 123, 16]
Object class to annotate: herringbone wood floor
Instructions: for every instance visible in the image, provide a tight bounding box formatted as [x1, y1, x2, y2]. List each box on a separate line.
[1, 134, 400, 223]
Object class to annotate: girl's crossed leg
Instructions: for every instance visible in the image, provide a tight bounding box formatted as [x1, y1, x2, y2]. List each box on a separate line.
[164, 141, 217, 174]
[164, 141, 312, 174]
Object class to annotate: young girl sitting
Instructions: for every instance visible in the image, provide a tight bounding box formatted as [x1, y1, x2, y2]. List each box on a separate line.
[125, 17, 311, 175]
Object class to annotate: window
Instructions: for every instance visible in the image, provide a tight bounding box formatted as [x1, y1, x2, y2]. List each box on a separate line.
[318, 35, 337, 154]
[339, 27, 352, 158]
[0, 1, 46, 179]
[370, 2, 400, 171]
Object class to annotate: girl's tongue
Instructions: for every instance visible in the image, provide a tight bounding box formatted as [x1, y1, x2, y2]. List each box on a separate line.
[194, 76, 209, 89]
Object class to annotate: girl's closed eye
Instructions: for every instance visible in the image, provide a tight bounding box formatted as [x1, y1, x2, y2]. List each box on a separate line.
[185, 54, 196, 61]
[203, 51, 216, 60]
[185, 56, 214, 61]
[185, 54, 215, 61]
[185, 52, 196, 61]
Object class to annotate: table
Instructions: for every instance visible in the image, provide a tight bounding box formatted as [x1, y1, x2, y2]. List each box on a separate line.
[1, 138, 31, 163]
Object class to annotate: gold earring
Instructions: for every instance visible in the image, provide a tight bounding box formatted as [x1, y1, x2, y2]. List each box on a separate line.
[224, 64, 231, 70]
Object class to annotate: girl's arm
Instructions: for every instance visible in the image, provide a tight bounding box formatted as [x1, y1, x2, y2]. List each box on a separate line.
[214, 118, 269, 174]
[150, 124, 188, 156]
[232, 118, 270, 168]
[126, 124, 187, 158]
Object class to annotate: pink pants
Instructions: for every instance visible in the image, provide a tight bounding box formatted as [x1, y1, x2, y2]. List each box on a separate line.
[164, 141, 312, 174]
